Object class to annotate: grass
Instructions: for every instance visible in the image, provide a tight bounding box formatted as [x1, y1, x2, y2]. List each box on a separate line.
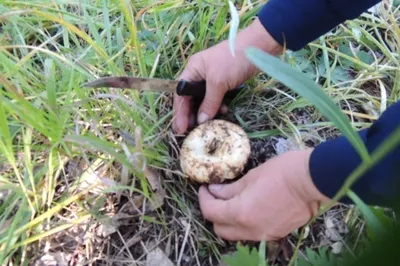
[0, 0, 399, 265]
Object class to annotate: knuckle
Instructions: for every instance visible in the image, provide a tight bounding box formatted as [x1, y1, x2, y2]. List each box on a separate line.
[187, 53, 202, 66]
[202, 97, 220, 109]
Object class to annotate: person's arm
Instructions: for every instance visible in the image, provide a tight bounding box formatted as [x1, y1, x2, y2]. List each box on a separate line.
[310, 101, 400, 206]
[258, 0, 381, 51]
[258, 0, 400, 207]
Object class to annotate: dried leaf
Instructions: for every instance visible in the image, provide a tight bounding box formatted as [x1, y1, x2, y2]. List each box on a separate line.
[0, 218, 11, 235]
[34, 252, 69, 266]
[144, 167, 161, 191]
[331, 242, 343, 254]
[362, 101, 380, 117]
[147, 188, 166, 211]
[74, 158, 118, 194]
[0, 187, 11, 202]
[274, 137, 302, 155]
[146, 247, 174, 266]
[96, 223, 117, 238]
[324, 216, 349, 242]
[118, 195, 145, 215]
[267, 241, 280, 262]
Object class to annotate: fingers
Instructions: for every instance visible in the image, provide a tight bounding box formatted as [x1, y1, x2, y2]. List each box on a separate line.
[172, 94, 191, 134]
[213, 224, 244, 241]
[219, 104, 229, 114]
[208, 179, 248, 200]
[172, 50, 230, 132]
[213, 224, 279, 242]
[198, 185, 236, 225]
[197, 82, 226, 124]
[208, 167, 260, 200]
[173, 54, 204, 134]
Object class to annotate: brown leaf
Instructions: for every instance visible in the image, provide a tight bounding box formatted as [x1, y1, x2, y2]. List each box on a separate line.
[267, 241, 281, 262]
[146, 247, 174, 266]
[147, 188, 166, 212]
[34, 252, 69, 266]
[118, 195, 145, 215]
[74, 158, 118, 194]
[96, 223, 117, 238]
[0, 218, 11, 235]
[331, 242, 343, 254]
[144, 167, 161, 191]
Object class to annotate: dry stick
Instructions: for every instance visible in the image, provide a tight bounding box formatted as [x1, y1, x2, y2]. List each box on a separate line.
[177, 221, 191, 266]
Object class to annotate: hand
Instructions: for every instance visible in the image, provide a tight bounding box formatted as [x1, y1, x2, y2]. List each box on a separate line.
[198, 149, 331, 241]
[172, 18, 283, 134]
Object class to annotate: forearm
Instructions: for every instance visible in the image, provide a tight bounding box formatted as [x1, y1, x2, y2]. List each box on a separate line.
[309, 101, 400, 206]
[257, 0, 381, 51]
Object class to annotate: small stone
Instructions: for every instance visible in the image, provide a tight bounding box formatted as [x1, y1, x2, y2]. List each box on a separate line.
[331, 242, 343, 254]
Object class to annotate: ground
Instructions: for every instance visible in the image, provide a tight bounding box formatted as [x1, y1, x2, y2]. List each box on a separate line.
[0, 1, 399, 266]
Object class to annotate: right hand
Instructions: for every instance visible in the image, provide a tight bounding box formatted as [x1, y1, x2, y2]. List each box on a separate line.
[198, 149, 331, 241]
[172, 18, 283, 134]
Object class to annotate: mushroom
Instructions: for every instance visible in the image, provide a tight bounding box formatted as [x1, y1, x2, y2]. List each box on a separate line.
[180, 119, 251, 183]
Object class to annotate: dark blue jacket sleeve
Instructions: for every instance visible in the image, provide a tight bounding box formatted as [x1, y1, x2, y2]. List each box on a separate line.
[257, 0, 399, 207]
[309, 101, 400, 206]
[257, 0, 381, 51]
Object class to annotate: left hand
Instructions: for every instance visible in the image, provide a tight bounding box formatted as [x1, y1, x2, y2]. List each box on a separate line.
[172, 18, 283, 134]
[198, 149, 331, 241]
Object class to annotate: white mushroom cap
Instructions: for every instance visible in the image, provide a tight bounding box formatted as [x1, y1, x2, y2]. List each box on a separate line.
[180, 119, 251, 183]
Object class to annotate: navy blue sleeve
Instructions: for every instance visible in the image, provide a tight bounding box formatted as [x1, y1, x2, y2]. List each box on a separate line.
[257, 0, 381, 51]
[256, 0, 399, 207]
[309, 101, 400, 206]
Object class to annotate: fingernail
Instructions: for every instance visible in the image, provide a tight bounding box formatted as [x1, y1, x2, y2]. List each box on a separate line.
[198, 112, 209, 124]
[209, 184, 223, 192]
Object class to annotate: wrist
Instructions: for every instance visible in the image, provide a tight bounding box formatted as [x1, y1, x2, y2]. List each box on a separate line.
[237, 17, 283, 56]
[283, 149, 331, 205]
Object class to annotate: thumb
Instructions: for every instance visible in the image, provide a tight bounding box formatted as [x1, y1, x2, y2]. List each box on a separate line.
[209, 167, 261, 200]
[208, 177, 249, 200]
[197, 82, 226, 124]
[173, 55, 204, 133]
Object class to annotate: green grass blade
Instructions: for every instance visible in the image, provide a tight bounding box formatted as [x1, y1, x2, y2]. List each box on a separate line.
[228, 0, 239, 57]
[44, 58, 57, 112]
[9, 215, 91, 251]
[347, 190, 384, 238]
[0, 198, 28, 263]
[102, 0, 112, 55]
[258, 240, 267, 266]
[245, 47, 371, 162]
[0, 96, 13, 162]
